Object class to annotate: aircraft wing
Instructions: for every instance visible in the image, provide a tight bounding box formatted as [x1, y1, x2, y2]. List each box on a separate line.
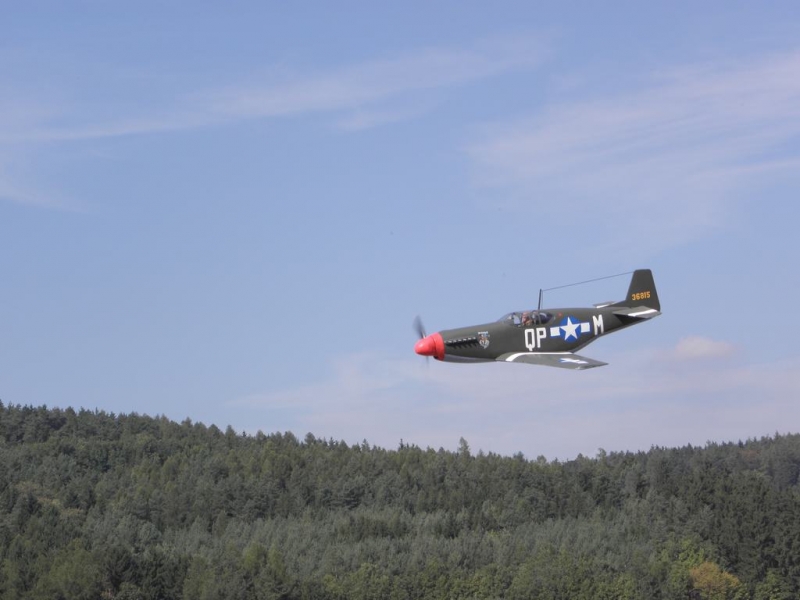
[498, 352, 608, 370]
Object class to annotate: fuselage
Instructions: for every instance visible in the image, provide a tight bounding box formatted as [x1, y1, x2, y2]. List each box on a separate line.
[415, 307, 635, 363]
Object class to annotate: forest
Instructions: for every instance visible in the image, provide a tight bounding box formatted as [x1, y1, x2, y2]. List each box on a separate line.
[1, 401, 799, 599]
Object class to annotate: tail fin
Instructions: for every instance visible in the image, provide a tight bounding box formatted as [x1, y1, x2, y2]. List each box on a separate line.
[614, 269, 660, 311]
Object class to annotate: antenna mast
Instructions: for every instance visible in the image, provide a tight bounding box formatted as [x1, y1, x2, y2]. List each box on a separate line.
[537, 271, 633, 310]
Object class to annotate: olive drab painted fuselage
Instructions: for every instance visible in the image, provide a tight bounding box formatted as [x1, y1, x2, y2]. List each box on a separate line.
[439, 308, 629, 360]
[414, 269, 661, 370]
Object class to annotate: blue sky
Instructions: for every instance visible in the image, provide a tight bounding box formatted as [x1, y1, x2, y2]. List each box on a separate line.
[2, 2, 800, 459]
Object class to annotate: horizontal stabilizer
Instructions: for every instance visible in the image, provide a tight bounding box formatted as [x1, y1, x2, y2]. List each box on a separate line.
[594, 301, 615, 308]
[613, 306, 661, 319]
[498, 352, 607, 370]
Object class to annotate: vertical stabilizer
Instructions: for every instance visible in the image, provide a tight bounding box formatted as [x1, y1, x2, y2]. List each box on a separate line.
[615, 269, 660, 311]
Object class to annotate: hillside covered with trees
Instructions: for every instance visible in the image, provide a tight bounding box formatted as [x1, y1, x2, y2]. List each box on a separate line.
[1, 402, 799, 599]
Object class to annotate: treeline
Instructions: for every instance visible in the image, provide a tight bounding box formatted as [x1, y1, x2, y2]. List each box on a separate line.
[1, 402, 799, 599]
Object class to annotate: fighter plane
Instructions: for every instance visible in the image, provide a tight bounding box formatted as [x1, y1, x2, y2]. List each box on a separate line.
[414, 269, 660, 370]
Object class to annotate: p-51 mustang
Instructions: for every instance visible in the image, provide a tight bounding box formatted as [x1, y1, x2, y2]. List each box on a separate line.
[414, 269, 660, 370]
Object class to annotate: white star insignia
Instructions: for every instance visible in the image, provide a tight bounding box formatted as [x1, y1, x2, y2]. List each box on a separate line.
[560, 357, 588, 364]
[561, 317, 580, 341]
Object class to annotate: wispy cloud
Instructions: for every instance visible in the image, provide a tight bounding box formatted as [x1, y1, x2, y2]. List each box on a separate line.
[211, 37, 546, 122]
[669, 335, 738, 361]
[467, 51, 800, 253]
[233, 339, 800, 459]
[1, 36, 547, 208]
[2, 36, 547, 146]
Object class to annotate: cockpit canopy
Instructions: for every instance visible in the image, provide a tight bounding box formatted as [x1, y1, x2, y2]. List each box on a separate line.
[499, 311, 554, 327]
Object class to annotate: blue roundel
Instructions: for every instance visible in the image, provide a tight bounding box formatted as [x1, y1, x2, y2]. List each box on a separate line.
[557, 316, 584, 341]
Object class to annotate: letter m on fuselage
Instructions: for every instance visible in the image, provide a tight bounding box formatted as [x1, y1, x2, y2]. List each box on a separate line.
[593, 314, 604, 335]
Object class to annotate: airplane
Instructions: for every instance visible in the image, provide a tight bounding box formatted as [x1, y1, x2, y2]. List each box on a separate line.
[414, 269, 660, 370]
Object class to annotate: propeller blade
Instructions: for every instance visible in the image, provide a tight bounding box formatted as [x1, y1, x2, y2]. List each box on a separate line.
[413, 316, 430, 365]
[413, 315, 426, 340]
